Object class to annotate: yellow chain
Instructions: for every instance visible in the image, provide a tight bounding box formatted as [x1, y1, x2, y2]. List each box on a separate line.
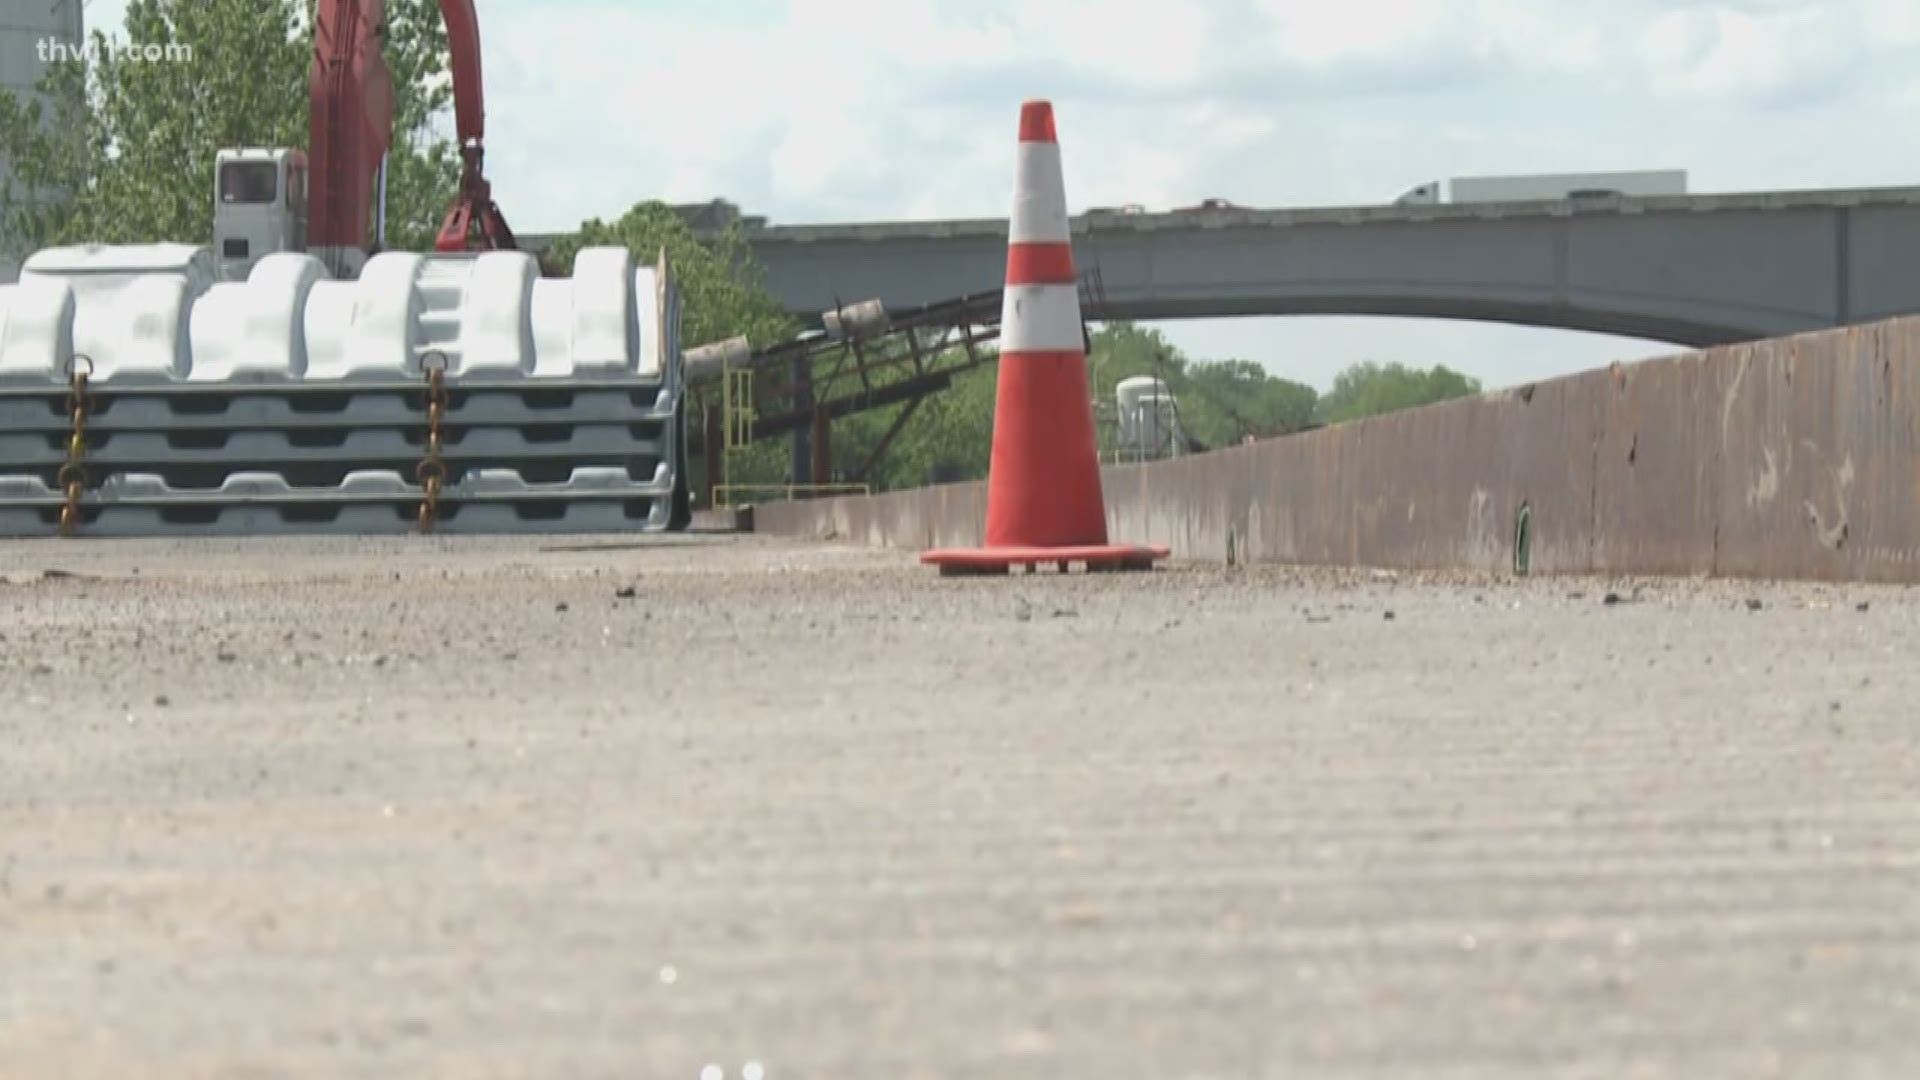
[56, 355, 94, 538]
[416, 352, 449, 533]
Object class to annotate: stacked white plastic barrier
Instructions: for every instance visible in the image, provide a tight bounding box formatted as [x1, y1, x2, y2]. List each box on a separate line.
[0, 244, 688, 536]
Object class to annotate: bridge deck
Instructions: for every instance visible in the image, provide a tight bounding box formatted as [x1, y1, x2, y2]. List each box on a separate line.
[529, 186, 1920, 348]
[3, 536, 1915, 1076]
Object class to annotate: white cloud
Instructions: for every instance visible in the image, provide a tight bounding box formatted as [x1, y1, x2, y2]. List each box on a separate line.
[1255, 0, 1478, 71]
[475, 0, 1917, 229]
[1637, 4, 1856, 102]
[71, 0, 1920, 389]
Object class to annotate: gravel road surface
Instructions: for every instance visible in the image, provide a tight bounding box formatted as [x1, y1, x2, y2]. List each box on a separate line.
[1, 535, 1916, 1078]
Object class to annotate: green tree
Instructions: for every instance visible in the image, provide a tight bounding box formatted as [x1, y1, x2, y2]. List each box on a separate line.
[0, 0, 456, 254]
[832, 321, 1324, 492]
[1080, 322, 1318, 452]
[1317, 361, 1481, 424]
[543, 202, 795, 348]
[1183, 358, 1319, 447]
[834, 359, 998, 491]
[544, 201, 801, 490]
[372, 0, 461, 251]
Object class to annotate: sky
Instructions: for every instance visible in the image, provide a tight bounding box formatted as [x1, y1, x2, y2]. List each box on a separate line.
[83, 0, 1920, 391]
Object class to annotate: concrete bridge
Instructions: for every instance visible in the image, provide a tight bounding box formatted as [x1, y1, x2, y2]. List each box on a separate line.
[649, 187, 1920, 347]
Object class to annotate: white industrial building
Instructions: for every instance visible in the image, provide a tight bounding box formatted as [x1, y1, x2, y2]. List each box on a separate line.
[1, 0, 84, 280]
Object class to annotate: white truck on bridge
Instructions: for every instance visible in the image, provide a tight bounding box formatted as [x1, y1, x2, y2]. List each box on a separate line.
[1395, 170, 1688, 206]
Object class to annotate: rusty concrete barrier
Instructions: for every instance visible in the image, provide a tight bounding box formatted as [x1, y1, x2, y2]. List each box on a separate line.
[752, 315, 1920, 583]
[1711, 321, 1920, 582]
[1587, 346, 1725, 577]
[757, 481, 987, 550]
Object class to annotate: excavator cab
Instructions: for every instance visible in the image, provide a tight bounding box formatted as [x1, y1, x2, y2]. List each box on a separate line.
[212, 148, 309, 282]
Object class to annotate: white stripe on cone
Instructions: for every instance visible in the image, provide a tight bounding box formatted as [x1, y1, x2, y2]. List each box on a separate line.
[1009, 143, 1070, 244]
[1000, 284, 1085, 353]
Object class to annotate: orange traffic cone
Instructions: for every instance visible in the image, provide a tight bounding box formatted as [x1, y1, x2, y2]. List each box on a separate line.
[922, 100, 1168, 576]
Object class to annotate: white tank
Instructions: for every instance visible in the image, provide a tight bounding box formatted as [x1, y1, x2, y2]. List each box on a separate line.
[1116, 375, 1167, 414]
[1116, 376, 1180, 458]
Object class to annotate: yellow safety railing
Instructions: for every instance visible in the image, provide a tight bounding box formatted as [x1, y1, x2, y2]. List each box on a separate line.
[723, 366, 756, 453]
[713, 483, 871, 508]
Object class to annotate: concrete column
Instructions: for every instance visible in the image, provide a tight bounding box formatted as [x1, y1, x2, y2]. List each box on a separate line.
[702, 402, 725, 508]
[811, 407, 832, 488]
[790, 357, 813, 485]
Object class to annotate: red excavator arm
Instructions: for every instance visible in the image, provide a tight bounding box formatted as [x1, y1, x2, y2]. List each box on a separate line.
[432, 0, 517, 252]
[308, 0, 394, 259]
[308, 0, 515, 260]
